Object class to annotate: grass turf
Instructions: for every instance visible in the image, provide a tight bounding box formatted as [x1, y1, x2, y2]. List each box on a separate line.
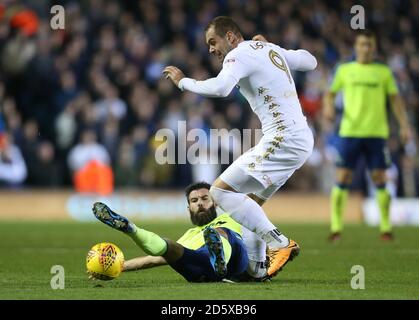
[0, 221, 418, 300]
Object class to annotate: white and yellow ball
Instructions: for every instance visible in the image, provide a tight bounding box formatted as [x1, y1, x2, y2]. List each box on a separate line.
[86, 242, 124, 280]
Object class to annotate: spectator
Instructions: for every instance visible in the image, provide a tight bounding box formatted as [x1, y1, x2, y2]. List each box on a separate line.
[20, 120, 40, 167]
[94, 85, 127, 121]
[0, 0, 417, 194]
[29, 141, 63, 187]
[114, 137, 138, 187]
[67, 130, 113, 195]
[68, 130, 110, 172]
[53, 70, 79, 112]
[0, 132, 27, 187]
[55, 101, 77, 152]
[101, 117, 120, 163]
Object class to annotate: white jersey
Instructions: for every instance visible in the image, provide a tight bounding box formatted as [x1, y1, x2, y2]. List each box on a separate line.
[224, 41, 311, 134]
[179, 40, 316, 196]
[179, 40, 317, 135]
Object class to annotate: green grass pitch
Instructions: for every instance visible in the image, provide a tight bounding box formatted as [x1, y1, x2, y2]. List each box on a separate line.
[0, 221, 418, 300]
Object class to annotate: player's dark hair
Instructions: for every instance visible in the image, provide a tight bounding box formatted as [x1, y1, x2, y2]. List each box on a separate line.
[185, 181, 212, 203]
[205, 16, 242, 38]
[356, 29, 376, 39]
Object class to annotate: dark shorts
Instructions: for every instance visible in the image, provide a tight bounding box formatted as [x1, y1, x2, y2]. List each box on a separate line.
[169, 228, 249, 282]
[335, 137, 391, 170]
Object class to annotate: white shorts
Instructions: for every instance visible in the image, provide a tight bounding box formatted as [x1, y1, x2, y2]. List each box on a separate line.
[219, 125, 314, 200]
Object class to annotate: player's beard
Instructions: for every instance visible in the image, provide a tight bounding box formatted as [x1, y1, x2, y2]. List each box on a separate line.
[217, 42, 233, 61]
[189, 205, 217, 226]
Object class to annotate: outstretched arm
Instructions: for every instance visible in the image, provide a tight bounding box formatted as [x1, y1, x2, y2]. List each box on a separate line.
[177, 72, 238, 98]
[163, 54, 250, 98]
[163, 66, 239, 98]
[123, 255, 167, 272]
[252, 34, 317, 71]
[279, 48, 317, 71]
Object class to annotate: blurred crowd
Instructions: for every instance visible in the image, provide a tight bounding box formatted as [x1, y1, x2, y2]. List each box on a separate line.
[0, 0, 419, 196]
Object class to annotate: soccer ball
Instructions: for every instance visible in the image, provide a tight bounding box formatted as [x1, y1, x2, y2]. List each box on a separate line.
[86, 242, 124, 280]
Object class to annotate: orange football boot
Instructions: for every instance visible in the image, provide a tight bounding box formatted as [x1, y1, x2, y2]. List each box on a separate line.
[267, 239, 300, 277]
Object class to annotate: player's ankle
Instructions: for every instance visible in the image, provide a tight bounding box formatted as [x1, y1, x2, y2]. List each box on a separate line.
[262, 229, 289, 249]
[125, 222, 137, 234]
[247, 260, 267, 278]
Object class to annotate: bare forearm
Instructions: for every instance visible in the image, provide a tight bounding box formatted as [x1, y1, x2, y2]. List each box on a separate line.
[323, 91, 336, 121]
[123, 256, 167, 272]
[390, 95, 409, 128]
[390, 94, 412, 144]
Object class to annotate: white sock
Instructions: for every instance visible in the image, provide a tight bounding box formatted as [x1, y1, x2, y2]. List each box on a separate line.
[261, 229, 289, 249]
[247, 260, 267, 278]
[210, 187, 289, 248]
[242, 227, 267, 278]
[241, 226, 266, 261]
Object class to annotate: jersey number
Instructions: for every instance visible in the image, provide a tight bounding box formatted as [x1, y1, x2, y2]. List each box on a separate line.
[269, 50, 292, 84]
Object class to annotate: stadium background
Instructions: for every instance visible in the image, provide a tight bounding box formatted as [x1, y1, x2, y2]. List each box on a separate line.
[0, 0, 419, 300]
[1, 0, 418, 223]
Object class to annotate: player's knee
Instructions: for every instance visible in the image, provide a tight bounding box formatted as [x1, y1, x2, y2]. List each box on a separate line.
[336, 169, 353, 185]
[209, 186, 225, 203]
[210, 186, 241, 209]
[163, 239, 184, 262]
[248, 193, 266, 206]
[371, 171, 387, 186]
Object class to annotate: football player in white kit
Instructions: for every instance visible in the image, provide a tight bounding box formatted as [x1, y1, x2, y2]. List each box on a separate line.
[163, 16, 317, 279]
